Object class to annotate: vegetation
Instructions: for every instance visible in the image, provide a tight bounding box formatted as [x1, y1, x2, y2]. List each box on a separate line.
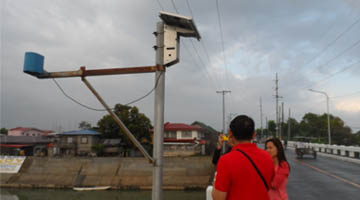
[262, 112, 359, 146]
[78, 121, 92, 130]
[192, 121, 219, 155]
[97, 104, 153, 149]
[91, 144, 105, 156]
[0, 128, 8, 135]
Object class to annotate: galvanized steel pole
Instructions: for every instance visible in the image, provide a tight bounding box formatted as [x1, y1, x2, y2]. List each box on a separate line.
[308, 89, 331, 145]
[216, 90, 231, 153]
[326, 95, 331, 145]
[152, 22, 165, 200]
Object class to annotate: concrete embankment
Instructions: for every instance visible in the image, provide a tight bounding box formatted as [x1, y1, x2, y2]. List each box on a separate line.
[0, 156, 214, 190]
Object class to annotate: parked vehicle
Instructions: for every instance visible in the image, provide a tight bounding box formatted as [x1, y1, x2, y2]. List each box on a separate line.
[294, 136, 317, 159]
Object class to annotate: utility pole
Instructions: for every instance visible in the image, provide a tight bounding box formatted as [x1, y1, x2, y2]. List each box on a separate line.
[260, 97, 263, 140]
[274, 73, 282, 138]
[275, 73, 279, 137]
[287, 108, 291, 141]
[265, 116, 268, 139]
[152, 21, 165, 200]
[217, 90, 231, 153]
[281, 102, 284, 140]
[217, 90, 231, 134]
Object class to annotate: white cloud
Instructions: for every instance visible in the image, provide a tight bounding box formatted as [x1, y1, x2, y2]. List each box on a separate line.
[1, 0, 359, 133]
[336, 98, 360, 112]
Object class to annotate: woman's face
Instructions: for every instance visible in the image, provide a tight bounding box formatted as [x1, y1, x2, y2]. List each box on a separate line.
[266, 141, 278, 158]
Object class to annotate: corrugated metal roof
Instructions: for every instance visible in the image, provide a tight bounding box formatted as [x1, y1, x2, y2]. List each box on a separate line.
[0, 135, 50, 144]
[164, 122, 202, 131]
[59, 129, 101, 136]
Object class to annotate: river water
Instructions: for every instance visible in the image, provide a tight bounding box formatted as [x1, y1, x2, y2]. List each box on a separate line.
[0, 188, 205, 200]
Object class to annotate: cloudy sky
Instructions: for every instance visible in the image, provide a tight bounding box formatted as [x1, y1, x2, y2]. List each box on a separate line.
[1, 0, 359, 134]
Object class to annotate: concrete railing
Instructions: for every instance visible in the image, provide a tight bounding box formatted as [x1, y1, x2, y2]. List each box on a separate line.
[288, 141, 360, 159]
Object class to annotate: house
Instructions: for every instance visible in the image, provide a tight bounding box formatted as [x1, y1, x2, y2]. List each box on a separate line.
[162, 122, 206, 157]
[8, 127, 53, 137]
[0, 135, 52, 156]
[57, 129, 101, 156]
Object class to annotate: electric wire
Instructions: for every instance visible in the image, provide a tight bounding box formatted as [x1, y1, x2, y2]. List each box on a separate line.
[283, 37, 360, 94]
[215, 0, 230, 89]
[304, 60, 360, 89]
[185, 0, 224, 89]
[168, 0, 221, 91]
[52, 72, 163, 111]
[52, 79, 104, 111]
[289, 12, 360, 85]
[303, 15, 360, 72]
[155, 0, 165, 10]
[170, 0, 179, 13]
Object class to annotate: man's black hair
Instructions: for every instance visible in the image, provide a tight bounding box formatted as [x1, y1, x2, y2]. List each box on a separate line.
[229, 115, 255, 141]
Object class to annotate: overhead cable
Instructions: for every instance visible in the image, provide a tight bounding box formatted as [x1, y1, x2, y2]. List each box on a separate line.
[52, 72, 163, 111]
[215, 0, 230, 89]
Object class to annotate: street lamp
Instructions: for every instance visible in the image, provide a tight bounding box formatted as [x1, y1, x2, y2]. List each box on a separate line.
[308, 89, 331, 145]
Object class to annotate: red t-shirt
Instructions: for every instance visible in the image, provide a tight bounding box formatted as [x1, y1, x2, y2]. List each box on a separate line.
[215, 143, 275, 200]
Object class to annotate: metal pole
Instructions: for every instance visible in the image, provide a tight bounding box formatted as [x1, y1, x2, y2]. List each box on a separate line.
[287, 108, 291, 141]
[275, 73, 279, 137]
[281, 102, 284, 140]
[153, 22, 165, 200]
[260, 97, 263, 140]
[265, 117, 268, 139]
[308, 89, 331, 145]
[216, 90, 231, 153]
[222, 93, 225, 134]
[326, 95, 331, 145]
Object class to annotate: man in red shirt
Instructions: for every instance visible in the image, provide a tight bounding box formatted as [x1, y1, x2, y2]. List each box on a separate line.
[213, 115, 275, 200]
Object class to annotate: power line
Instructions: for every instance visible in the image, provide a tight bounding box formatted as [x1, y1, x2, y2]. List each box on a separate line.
[52, 79, 104, 111]
[155, 0, 165, 10]
[289, 12, 360, 85]
[184, 0, 223, 89]
[170, 0, 179, 13]
[185, 0, 194, 17]
[168, 0, 221, 91]
[304, 59, 360, 89]
[285, 38, 360, 93]
[215, 0, 229, 89]
[52, 72, 163, 111]
[303, 15, 360, 71]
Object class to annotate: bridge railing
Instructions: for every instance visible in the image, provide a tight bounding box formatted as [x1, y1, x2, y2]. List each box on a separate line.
[288, 141, 360, 159]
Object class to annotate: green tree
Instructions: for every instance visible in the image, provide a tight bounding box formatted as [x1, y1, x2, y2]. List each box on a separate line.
[0, 128, 8, 135]
[192, 121, 220, 155]
[298, 112, 354, 145]
[97, 104, 152, 148]
[268, 120, 277, 137]
[282, 118, 300, 140]
[78, 121, 92, 130]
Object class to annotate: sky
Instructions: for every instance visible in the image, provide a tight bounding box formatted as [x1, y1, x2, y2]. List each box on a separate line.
[1, 0, 359, 134]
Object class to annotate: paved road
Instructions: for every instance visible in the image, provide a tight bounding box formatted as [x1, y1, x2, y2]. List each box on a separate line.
[285, 148, 360, 200]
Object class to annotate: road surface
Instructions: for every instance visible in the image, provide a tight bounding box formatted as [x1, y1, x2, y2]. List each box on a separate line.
[286, 148, 360, 200]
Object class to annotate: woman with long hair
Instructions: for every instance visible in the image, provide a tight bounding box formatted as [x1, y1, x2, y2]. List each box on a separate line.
[265, 138, 290, 200]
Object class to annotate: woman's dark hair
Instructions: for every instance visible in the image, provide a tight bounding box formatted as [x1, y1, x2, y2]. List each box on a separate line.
[229, 115, 254, 141]
[265, 138, 290, 170]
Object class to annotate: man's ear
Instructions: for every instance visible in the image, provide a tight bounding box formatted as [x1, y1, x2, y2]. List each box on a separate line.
[228, 130, 233, 138]
[252, 131, 257, 140]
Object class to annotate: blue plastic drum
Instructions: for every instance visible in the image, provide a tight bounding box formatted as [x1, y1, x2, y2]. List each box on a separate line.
[23, 52, 44, 75]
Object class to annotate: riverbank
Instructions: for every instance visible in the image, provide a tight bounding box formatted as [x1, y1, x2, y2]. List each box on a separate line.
[0, 156, 214, 190]
[1, 188, 205, 200]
